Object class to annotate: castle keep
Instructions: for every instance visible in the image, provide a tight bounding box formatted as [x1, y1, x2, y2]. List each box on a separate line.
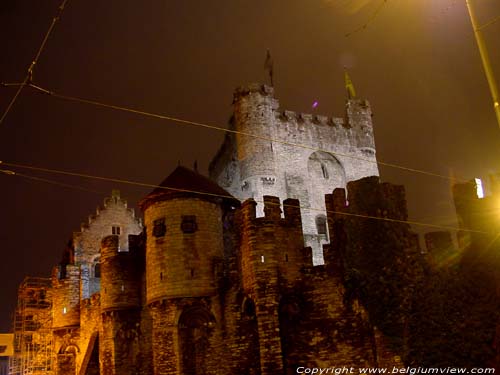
[9, 84, 411, 375]
[209, 84, 379, 264]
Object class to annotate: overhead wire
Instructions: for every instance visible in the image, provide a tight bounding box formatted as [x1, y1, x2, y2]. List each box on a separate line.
[0, 0, 479, 237]
[478, 14, 500, 31]
[0, 0, 69, 126]
[0, 168, 105, 195]
[0, 161, 489, 235]
[345, 0, 388, 37]
[26, 85, 468, 184]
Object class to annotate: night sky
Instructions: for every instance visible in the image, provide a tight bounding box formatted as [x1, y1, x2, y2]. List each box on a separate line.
[1, 0, 499, 332]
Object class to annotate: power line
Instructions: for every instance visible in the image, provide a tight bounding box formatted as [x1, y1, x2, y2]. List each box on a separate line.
[25, 85, 467, 184]
[0, 161, 488, 234]
[345, 0, 388, 38]
[0, 0, 69, 126]
[478, 14, 500, 31]
[0, 169, 105, 195]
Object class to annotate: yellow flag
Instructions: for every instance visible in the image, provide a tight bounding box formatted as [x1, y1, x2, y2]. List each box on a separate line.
[344, 70, 356, 99]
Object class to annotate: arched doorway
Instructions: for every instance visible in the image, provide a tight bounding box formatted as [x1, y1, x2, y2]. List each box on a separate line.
[178, 305, 215, 375]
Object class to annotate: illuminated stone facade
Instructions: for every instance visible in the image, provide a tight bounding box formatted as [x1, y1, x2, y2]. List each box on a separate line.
[209, 84, 379, 265]
[35, 168, 409, 375]
[11, 85, 415, 375]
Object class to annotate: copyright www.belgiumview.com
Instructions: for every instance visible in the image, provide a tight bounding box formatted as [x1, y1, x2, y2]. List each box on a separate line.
[296, 367, 495, 375]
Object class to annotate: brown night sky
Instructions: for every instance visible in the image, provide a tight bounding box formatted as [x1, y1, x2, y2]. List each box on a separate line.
[0, 0, 499, 331]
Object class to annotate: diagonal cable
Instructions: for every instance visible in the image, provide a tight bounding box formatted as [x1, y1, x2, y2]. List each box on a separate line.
[0, 0, 69, 126]
[0, 161, 489, 234]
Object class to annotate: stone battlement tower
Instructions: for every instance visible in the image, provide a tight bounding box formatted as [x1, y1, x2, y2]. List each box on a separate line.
[209, 83, 379, 264]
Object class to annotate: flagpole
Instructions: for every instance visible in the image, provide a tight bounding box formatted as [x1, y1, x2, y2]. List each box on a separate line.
[465, 0, 500, 129]
[264, 50, 274, 87]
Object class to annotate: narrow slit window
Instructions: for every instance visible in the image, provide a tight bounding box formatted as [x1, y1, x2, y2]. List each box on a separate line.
[112, 226, 121, 235]
[94, 262, 101, 278]
[321, 163, 329, 179]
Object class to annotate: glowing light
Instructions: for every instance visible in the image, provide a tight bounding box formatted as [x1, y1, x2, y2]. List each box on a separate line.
[475, 178, 484, 198]
[312, 101, 319, 109]
[63, 307, 67, 314]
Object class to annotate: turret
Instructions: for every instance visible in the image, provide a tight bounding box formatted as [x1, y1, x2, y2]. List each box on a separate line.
[233, 84, 280, 210]
[140, 166, 239, 304]
[100, 235, 142, 311]
[346, 98, 376, 151]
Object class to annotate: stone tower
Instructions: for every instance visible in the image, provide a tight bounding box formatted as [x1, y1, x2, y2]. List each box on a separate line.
[210, 83, 379, 264]
[139, 166, 238, 375]
[100, 234, 144, 374]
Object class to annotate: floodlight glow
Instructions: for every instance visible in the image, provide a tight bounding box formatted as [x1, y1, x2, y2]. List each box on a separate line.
[475, 178, 484, 198]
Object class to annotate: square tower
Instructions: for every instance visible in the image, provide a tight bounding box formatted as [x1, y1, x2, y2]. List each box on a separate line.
[209, 83, 379, 264]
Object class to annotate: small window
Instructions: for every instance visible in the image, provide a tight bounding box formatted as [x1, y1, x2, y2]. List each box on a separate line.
[321, 163, 329, 179]
[153, 218, 166, 238]
[316, 215, 328, 237]
[94, 262, 101, 278]
[181, 215, 198, 234]
[112, 226, 121, 235]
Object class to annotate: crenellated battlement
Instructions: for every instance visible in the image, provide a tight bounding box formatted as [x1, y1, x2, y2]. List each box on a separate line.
[241, 196, 303, 228]
[233, 83, 274, 102]
[275, 110, 345, 129]
[239, 195, 311, 292]
[210, 83, 380, 264]
[324, 176, 417, 272]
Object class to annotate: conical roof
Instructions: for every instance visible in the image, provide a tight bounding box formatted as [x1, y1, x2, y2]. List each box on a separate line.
[139, 166, 239, 210]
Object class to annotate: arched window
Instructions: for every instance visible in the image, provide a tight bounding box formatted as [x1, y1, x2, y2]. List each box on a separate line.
[316, 215, 328, 238]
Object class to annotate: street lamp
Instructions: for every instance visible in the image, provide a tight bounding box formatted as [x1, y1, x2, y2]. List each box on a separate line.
[465, 0, 500, 129]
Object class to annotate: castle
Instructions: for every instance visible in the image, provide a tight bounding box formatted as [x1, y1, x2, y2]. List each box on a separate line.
[209, 84, 379, 265]
[9, 84, 409, 375]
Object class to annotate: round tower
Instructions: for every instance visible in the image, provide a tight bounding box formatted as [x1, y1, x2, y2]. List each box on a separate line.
[140, 166, 238, 304]
[233, 84, 279, 202]
[100, 235, 141, 311]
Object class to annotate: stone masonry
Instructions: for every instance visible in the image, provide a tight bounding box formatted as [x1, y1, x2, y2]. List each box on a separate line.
[10, 84, 417, 375]
[209, 83, 379, 265]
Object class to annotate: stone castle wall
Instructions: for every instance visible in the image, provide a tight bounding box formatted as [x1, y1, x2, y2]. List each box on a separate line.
[72, 190, 142, 300]
[210, 83, 379, 265]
